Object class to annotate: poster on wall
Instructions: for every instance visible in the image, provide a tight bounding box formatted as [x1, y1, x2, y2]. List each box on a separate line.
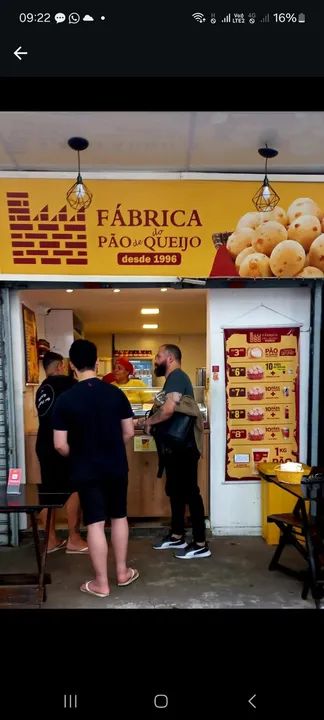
[22, 305, 39, 384]
[224, 327, 300, 481]
[1, 180, 324, 278]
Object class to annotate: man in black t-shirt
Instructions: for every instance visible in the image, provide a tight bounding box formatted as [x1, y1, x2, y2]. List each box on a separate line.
[141, 344, 210, 559]
[36, 351, 88, 554]
[53, 339, 139, 598]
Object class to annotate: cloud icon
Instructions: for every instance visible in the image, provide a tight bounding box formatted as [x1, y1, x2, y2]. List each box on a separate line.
[83, 14, 94, 21]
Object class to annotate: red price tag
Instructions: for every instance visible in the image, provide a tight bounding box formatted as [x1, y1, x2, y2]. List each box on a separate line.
[228, 348, 246, 357]
[230, 429, 247, 439]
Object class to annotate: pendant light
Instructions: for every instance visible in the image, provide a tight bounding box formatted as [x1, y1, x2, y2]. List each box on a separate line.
[66, 137, 93, 210]
[252, 144, 280, 212]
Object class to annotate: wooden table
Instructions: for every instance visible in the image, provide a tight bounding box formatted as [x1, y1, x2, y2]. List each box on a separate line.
[0, 486, 69, 608]
[259, 469, 324, 608]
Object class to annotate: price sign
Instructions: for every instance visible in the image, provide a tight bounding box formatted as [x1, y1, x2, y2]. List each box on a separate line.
[229, 387, 246, 397]
[229, 409, 246, 420]
[228, 366, 246, 377]
[230, 429, 247, 440]
[228, 348, 246, 358]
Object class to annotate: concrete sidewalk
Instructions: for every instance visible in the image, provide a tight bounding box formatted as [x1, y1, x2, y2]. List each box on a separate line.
[0, 536, 317, 609]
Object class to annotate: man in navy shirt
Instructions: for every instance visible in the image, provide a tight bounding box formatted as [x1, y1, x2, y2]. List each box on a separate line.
[142, 344, 210, 559]
[53, 339, 139, 598]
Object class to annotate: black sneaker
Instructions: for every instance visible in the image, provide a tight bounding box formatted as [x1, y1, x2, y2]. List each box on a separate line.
[153, 533, 187, 550]
[174, 541, 211, 559]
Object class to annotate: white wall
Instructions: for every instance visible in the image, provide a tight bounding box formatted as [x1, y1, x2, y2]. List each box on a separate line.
[207, 288, 311, 536]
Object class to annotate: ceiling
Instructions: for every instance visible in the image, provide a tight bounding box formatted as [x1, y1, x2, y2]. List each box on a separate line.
[0, 112, 324, 173]
[19, 288, 207, 335]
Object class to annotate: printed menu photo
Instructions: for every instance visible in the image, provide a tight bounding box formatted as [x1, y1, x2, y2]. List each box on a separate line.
[224, 327, 299, 480]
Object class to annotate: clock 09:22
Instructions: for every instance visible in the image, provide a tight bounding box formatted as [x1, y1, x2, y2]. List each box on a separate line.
[19, 13, 51, 22]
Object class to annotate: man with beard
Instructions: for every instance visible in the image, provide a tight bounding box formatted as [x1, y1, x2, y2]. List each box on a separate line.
[141, 344, 210, 559]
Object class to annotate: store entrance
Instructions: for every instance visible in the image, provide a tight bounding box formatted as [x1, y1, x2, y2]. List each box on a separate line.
[17, 286, 209, 527]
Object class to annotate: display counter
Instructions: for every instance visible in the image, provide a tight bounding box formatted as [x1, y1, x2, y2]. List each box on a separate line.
[126, 427, 209, 517]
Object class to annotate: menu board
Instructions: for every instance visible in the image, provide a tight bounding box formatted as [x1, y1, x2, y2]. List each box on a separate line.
[224, 327, 300, 481]
[22, 305, 39, 385]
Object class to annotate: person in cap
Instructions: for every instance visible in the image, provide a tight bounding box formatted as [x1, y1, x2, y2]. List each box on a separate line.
[35, 351, 88, 554]
[112, 356, 149, 404]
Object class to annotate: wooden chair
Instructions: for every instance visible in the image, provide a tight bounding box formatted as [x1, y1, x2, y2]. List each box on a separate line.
[267, 472, 324, 609]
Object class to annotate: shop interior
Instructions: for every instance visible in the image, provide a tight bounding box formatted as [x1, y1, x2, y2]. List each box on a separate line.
[19, 286, 208, 526]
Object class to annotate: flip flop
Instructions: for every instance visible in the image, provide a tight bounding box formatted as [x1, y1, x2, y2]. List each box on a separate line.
[66, 546, 89, 555]
[47, 539, 67, 554]
[80, 581, 110, 598]
[117, 568, 140, 587]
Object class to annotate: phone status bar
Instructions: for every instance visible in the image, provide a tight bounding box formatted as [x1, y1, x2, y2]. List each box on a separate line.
[192, 11, 307, 24]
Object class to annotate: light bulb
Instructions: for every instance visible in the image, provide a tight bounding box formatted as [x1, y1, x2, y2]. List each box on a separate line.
[262, 183, 271, 199]
[76, 183, 86, 199]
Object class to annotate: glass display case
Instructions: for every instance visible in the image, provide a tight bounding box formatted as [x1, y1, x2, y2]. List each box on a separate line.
[114, 384, 208, 422]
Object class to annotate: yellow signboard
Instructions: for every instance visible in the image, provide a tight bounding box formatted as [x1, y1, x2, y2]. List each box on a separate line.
[224, 327, 299, 480]
[1, 179, 324, 277]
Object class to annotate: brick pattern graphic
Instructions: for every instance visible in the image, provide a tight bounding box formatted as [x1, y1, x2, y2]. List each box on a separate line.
[7, 192, 88, 266]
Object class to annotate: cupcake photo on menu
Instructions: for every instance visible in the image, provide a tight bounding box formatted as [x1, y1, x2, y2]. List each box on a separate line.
[247, 407, 265, 422]
[247, 365, 264, 380]
[247, 387, 265, 401]
[248, 427, 265, 441]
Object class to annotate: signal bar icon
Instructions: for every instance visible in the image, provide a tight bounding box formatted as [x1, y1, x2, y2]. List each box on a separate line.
[222, 13, 231, 23]
[261, 13, 270, 23]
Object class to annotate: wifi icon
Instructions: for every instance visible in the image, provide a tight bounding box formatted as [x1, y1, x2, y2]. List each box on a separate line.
[192, 12, 206, 23]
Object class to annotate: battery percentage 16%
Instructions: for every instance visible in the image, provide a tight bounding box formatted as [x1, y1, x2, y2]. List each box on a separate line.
[273, 13, 298, 22]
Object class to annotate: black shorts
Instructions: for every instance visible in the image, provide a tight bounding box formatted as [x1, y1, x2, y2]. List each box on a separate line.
[38, 454, 73, 507]
[78, 476, 128, 526]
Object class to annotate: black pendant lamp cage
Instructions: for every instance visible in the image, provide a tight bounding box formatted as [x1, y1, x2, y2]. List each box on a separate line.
[252, 145, 280, 212]
[66, 137, 93, 211]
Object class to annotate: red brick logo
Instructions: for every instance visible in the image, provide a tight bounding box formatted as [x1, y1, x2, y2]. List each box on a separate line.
[7, 192, 88, 266]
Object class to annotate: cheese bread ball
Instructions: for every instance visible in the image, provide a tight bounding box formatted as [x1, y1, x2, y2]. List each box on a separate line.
[308, 234, 324, 272]
[239, 252, 272, 278]
[235, 246, 256, 269]
[236, 211, 262, 231]
[252, 221, 287, 256]
[287, 197, 323, 223]
[297, 266, 324, 278]
[287, 215, 321, 251]
[269, 240, 306, 277]
[226, 227, 256, 258]
[259, 207, 288, 227]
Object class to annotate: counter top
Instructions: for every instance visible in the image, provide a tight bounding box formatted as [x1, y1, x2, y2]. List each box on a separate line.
[134, 425, 209, 435]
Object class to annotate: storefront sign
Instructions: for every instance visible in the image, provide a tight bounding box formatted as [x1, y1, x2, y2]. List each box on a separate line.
[1, 180, 324, 277]
[224, 327, 300, 481]
[22, 304, 39, 384]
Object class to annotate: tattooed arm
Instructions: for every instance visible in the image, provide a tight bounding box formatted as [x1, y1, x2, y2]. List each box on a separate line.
[144, 392, 181, 433]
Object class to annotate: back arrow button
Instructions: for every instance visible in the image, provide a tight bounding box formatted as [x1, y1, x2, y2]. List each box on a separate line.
[14, 47, 28, 60]
[248, 693, 256, 709]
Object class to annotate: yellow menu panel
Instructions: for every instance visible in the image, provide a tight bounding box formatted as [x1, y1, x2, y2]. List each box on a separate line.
[224, 328, 300, 480]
